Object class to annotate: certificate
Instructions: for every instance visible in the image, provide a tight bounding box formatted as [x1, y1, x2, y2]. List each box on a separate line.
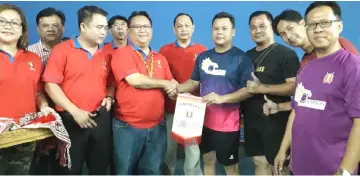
[171, 94, 206, 146]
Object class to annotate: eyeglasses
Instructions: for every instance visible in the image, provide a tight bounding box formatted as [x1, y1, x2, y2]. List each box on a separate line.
[305, 20, 340, 30]
[130, 24, 152, 30]
[0, 17, 22, 29]
[112, 23, 127, 30]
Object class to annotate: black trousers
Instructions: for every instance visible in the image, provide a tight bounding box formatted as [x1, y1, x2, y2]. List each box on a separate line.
[54, 107, 112, 175]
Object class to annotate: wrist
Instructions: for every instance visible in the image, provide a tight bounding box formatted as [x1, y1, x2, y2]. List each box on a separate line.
[337, 168, 352, 176]
[39, 103, 49, 110]
[106, 96, 115, 104]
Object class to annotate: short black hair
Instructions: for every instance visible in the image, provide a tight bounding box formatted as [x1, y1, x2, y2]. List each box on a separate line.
[77, 5, 108, 29]
[273, 10, 303, 36]
[212, 12, 235, 28]
[36, 7, 66, 26]
[108, 15, 128, 27]
[248, 11, 273, 25]
[173, 13, 194, 26]
[305, 1, 342, 20]
[128, 11, 152, 27]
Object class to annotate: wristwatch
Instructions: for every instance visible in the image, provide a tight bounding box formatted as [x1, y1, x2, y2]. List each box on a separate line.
[106, 96, 115, 104]
[339, 168, 351, 176]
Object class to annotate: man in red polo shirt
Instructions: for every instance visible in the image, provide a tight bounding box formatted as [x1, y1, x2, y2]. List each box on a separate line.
[263, 9, 359, 116]
[159, 13, 206, 175]
[42, 6, 114, 175]
[111, 11, 177, 175]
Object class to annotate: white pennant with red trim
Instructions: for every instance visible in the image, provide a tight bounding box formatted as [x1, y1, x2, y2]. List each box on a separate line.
[171, 94, 206, 146]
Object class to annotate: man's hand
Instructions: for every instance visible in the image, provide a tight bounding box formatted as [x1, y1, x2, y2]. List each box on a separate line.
[40, 107, 56, 116]
[70, 108, 97, 128]
[247, 72, 267, 94]
[263, 95, 280, 115]
[101, 97, 114, 112]
[202, 92, 224, 105]
[164, 79, 178, 98]
[274, 151, 288, 175]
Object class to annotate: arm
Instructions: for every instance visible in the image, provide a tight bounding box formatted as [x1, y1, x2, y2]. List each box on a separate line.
[125, 73, 170, 89]
[221, 88, 253, 103]
[178, 79, 200, 93]
[337, 57, 360, 174]
[36, 93, 49, 110]
[274, 109, 295, 174]
[258, 78, 296, 96]
[339, 118, 360, 174]
[278, 110, 295, 153]
[278, 101, 292, 112]
[248, 48, 299, 96]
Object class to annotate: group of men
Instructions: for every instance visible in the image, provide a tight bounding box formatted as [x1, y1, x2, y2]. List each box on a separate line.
[1, 1, 359, 175]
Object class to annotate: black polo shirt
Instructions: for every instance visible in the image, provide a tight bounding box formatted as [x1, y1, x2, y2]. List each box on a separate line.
[242, 43, 300, 125]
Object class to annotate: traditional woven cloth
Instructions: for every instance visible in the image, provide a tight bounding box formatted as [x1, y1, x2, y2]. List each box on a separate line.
[0, 111, 72, 168]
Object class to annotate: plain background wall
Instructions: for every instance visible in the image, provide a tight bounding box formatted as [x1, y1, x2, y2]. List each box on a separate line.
[5, 1, 360, 58]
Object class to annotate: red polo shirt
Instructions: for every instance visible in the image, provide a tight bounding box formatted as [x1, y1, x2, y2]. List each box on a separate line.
[301, 37, 359, 67]
[0, 50, 43, 119]
[103, 42, 119, 87]
[159, 41, 207, 113]
[111, 45, 173, 128]
[42, 39, 112, 112]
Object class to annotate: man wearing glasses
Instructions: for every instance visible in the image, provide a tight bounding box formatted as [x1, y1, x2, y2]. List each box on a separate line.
[110, 11, 177, 175]
[242, 11, 299, 175]
[42, 5, 114, 174]
[262, 9, 359, 117]
[274, 1, 360, 175]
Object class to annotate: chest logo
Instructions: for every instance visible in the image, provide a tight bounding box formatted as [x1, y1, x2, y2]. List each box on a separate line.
[201, 57, 226, 76]
[323, 72, 334, 84]
[194, 54, 198, 60]
[103, 60, 107, 70]
[256, 66, 265, 72]
[28, 61, 35, 71]
[157, 60, 162, 68]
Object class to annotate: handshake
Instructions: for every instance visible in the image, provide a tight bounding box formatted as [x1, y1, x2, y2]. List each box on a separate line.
[163, 79, 179, 100]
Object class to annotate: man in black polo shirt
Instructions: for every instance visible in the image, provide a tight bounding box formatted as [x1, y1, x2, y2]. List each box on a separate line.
[242, 11, 300, 175]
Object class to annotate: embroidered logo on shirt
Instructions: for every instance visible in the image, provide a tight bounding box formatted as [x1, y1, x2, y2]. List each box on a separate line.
[294, 82, 326, 110]
[194, 54, 198, 60]
[323, 72, 334, 84]
[201, 57, 226, 76]
[103, 60, 108, 70]
[256, 66, 265, 72]
[157, 60, 162, 68]
[229, 155, 234, 160]
[28, 61, 35, 71]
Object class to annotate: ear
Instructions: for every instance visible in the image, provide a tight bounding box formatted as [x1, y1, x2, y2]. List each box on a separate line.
[37, 26, 40, 34]
[232, 28, 236, 37]
[338, 21, 343, 33]
[173, 26, 176, 35]
[299, 19, 305, 26]
[80, 22, 86, 32]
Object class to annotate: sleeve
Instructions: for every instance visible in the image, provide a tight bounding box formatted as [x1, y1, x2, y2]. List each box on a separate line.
[190, 54, 201, 81]
[339, 37, 360, 56]
[280, 48, 300, 79]
[111, 49, 139, 82]
[343, 56, 360, 118]
[42, 46, 66, 84]
[238, 55, 255, 88]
